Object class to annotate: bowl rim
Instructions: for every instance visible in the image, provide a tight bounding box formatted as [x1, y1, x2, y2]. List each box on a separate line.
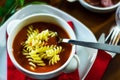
[7, 13, 76, 75]
[80, 0, 120, 10]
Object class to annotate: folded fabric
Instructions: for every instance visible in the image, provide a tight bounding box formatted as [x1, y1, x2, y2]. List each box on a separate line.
[85, 50, 112, 80]
[7, 21, 80, 80]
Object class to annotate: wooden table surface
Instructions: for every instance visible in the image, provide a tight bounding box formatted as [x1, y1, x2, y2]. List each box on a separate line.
[1, 0, 120, 80]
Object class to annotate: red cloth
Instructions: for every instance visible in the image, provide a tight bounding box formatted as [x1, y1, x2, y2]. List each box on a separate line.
[85, 50, 112, 80]
[7, 21, 80, 80]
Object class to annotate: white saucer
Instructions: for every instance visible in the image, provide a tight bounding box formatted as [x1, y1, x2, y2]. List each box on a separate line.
[0, 4, 97, 80]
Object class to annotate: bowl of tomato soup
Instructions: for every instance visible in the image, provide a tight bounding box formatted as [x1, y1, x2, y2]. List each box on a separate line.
[7, 13, 80, 79]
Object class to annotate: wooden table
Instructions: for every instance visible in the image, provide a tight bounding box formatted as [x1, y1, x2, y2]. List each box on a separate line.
[1, 0, 120, 80]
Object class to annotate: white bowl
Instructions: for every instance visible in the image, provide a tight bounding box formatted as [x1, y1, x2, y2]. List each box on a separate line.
[7, 13, 80, 79]
[79, 0, 120, 13]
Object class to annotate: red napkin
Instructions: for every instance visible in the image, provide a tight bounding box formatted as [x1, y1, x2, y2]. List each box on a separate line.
[7, 21, 80, 80]
[85, 50, 112, 80]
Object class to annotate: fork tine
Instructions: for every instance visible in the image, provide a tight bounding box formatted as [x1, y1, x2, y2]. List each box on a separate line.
[105, 27, 114, 43]
[105, 26, 120, 45]
[104, 26, 120, 57]
[110, 28, 120, 45]
[118, 37, 120, 45]
[113, 32, 120, 45]
[112, 32, 119, 45]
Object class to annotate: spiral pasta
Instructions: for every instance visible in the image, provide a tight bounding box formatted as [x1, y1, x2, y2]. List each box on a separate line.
[22, 26, 63, 70]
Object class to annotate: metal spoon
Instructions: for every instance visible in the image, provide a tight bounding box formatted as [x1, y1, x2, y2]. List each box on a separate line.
[59, 38, 120, 53]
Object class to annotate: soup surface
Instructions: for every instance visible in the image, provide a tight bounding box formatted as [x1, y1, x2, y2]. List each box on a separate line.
[13, 22, 72, 73]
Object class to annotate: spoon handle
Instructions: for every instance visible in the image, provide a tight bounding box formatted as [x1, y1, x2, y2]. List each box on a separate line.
[62, 39, 120, 53]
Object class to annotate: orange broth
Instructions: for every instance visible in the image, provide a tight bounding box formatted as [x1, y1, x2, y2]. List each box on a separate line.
[12, 22, 72, 73]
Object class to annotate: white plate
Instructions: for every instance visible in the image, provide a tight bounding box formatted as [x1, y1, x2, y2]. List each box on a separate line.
[0, 4, 97, 80]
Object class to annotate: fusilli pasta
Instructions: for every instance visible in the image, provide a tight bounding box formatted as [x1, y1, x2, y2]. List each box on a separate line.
[22, 26, 63, 70]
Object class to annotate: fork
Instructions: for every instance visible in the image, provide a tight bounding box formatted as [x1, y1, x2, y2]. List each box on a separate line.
[105, 26, 120, 57]
[105, 26, 120, 45]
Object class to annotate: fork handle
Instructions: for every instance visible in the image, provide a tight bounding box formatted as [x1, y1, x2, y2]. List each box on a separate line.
[63, 39, 120, 53]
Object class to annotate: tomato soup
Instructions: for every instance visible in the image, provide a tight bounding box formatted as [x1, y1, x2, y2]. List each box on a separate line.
[12, 22, 72, 73]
